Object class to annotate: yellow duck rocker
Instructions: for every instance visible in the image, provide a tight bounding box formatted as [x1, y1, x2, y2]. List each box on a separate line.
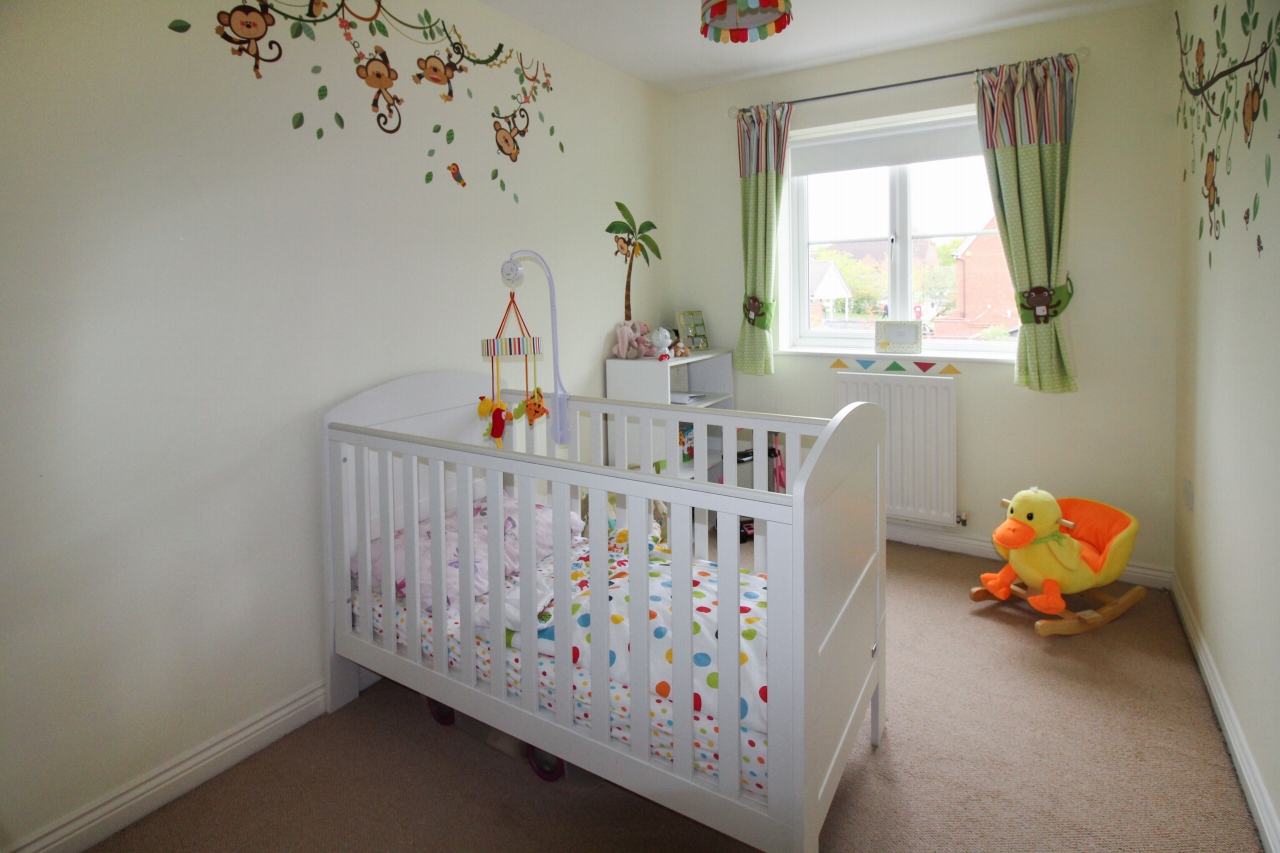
[971, 487, 1145, 636]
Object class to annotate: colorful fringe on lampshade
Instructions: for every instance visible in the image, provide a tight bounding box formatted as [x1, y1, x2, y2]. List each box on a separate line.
[701, 0, 792, 44]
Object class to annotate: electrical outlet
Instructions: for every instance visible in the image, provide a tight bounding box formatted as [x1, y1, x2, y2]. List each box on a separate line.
[1183, 477, 1194, 511]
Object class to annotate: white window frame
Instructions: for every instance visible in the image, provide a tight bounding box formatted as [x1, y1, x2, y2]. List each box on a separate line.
[782, 106, 1017, 358]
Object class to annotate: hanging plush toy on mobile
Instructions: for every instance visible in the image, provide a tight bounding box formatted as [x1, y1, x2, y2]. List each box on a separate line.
[479, 268, 548, 449]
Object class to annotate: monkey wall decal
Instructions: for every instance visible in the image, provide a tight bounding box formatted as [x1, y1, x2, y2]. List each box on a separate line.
[491, 107, 529, 162]
[413, 34, 468, 102]
[215, 0, 282, 79]
[1019, 287, 1063, 324]
[1241, 70, 1263, 147]
[1203, 150, 1221, 239]
[356, 46, 403, 134]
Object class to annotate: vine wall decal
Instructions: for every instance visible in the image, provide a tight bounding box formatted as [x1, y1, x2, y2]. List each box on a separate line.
[171, 1, 563, 202]
[1176, 0, 1278, 261]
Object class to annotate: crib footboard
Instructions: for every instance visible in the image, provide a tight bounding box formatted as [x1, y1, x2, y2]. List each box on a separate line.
[322, 388, 884, 853]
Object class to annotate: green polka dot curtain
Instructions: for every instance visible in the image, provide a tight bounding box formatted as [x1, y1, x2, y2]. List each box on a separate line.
[734, 102, 792, 376]
[976, 55, 1079, 393]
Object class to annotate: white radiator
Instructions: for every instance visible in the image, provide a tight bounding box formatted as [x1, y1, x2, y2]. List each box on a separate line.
[836, 372, 956, 526]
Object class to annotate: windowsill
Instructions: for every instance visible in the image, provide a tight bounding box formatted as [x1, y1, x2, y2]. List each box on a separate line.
[779, 344, 1016, 364]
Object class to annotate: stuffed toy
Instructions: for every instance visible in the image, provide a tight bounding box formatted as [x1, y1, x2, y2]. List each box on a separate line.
[632, 322, 652, 358]
[981, 487, 1132, 615]
[477, 396, 512, 449]
[671, 329, 691, 358]
[647, 326, 673, 360]
[612, 320, 644, 359]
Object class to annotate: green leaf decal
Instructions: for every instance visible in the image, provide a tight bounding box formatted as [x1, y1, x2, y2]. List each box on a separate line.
[1271, 48, 1277, 89]
[637, 244, 650, 265]
[467, 89, 473, 98]
[301, 23, 315, 40]
[637, 233, 661, 259]
[427, 148, 435, 156]
[538, 111, 545, 122]
[291, 21, 303, 38]
[1267, 153, 1272, 186]
[375, 19, 388, 36]
[1199, 217, 1205, 239]
[491, 169, 499, 180]
[513, 194, 518, 203]
[1255, 192, 1261, 220]
[168, 20, 191, 33]
[605, 221, 631, 235]
[425, 172, 434, 184]
[446, 129, 455, 144]
[615, 202, 636, 231]
[1209, 251, 1213, 267]
[318, 86, 328, 100]
[638, 221, 656, 234]
[433, 124, 442, 133]
[368, 22, 376, 36]
[334, 112, 345, 129]
[292, 112, 304, 129]
[312, 65, 322, 74]
[559, 142, 564, 153]
[316, 128, 324, 139]
[549, 126, 555, 136]
[500, 179, 506, 191]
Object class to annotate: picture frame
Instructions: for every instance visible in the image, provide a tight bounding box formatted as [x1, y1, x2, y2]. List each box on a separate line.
[874, 320, 923, 354]
[677, 310, 708, 350]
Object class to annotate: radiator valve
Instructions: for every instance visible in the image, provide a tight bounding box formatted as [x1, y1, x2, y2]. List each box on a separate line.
[956, 512, 968, 527]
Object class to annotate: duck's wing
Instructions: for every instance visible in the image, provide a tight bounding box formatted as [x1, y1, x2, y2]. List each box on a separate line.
[1045, 536, 1089, 573]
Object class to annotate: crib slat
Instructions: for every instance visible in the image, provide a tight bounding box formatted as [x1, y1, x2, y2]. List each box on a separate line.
[753, 429, 767, 492]
[588, 486, 610, 743]
[693, 422, 709, 560]
[487, 468, 506, 700]
[664, 418, 680, 478]
[401, 454, 422, 664]
[717, 512, 741, 796]
[379, 451, 398, 654]
[626, 493, 650, 761]
[784, 431, 800, 495]
[764, 522, 795, 818]
[518, 476, 539, 714]
[670, 504, 694, 778]
[330, 441, 352, 637]
[590, 412, 604, 467]
[639, 417, 654, 477]
[355, 447, 373, 643]
[457, 465, 476, 685]
[429, 459, 448, 675]
[552, 481, 573, 730]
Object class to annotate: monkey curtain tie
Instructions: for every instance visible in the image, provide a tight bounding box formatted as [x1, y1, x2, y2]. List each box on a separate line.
[742, 296, 776, 330]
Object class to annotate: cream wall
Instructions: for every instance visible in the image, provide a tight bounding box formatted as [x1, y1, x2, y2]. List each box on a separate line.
[0, 0, 668, 845]
[662, 2, 1180, 569]
[1174, 0, 1280, 841]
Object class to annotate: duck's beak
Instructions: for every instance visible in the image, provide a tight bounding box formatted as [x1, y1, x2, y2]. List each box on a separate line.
[993, 517, 1037, 549]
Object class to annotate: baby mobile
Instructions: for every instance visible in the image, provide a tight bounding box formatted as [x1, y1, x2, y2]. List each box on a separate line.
[478, 274, 548, 449]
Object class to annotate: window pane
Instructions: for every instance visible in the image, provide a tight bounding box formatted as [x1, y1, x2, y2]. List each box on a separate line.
[808, 167, 890, 243]
[909, 156, 995, 236]
[807, 242, 889, 333]
[913, 235, 1019, 342]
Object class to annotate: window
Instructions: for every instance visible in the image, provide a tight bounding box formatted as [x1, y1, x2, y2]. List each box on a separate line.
[785, 107, 1018, 354]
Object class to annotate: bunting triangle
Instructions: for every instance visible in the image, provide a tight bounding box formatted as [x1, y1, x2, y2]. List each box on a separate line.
[913, 362, 937, 373]
[829, 358, 849, 369]
[885, 361, 907, 372]
[855, 359, 877, 370]
[940, 363, 963, 375]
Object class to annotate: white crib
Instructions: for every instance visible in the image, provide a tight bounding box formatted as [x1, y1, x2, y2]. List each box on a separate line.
[322, 371, 886, 853]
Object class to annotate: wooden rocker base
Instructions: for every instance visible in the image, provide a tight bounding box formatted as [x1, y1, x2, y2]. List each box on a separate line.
[970, 582, 1147, 636]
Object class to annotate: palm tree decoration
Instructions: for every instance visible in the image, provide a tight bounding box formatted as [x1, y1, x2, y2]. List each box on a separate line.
[605, 201, 661, 321]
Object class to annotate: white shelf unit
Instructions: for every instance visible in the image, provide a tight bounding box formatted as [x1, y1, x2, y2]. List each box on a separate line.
[605, 349, 739, 486]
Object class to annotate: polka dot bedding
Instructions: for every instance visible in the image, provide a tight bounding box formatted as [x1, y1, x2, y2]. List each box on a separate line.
[350, 524, 771, 799]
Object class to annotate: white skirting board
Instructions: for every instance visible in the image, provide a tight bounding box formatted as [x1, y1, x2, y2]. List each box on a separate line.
[886, 520, 1174, 589]
[1172, 575, 1279, 853]
[6, 681, 326, 853]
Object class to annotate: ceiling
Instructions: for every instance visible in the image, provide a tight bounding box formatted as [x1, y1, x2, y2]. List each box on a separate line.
[478, 0, 1128, 92]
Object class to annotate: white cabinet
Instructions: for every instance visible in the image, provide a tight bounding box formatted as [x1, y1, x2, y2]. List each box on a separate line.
[604, 349, 734, 409]
[605, 350, 735, 485]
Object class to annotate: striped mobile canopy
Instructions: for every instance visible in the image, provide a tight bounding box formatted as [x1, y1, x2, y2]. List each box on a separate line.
[701, 0, 792, 44]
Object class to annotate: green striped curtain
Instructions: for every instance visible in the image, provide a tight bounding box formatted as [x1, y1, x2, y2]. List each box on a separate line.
[734, 103, 792, 376]
[976, 55, 1079, 393]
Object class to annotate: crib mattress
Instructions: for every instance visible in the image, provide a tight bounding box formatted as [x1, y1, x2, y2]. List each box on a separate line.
[349, 536, 771, 798]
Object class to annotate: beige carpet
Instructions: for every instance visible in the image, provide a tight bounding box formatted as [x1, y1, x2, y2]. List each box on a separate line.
[91, 543, 1263, 852]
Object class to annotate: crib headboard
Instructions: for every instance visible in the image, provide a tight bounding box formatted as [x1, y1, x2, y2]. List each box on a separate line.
[325, 370, 491, 445]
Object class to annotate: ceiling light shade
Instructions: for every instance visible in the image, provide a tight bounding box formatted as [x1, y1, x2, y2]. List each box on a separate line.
[701, 0, 792, 44]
